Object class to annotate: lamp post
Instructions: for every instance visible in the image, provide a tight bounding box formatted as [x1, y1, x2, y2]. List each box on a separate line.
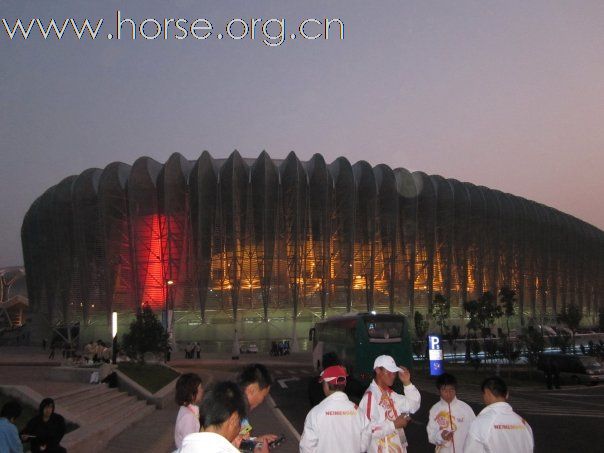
[166, 280, 174, 360]
[166, 279, 174, 322]
[111, 312, 118, 364]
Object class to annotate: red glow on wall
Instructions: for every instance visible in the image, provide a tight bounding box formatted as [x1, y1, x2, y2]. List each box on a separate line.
[134, 214, 166, 310]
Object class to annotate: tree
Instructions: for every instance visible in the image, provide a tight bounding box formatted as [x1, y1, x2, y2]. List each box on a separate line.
[413, 311, 429, 366]
[557, 303, 583, 354]
[519, 327, 545, 377]
[463, 291, 503, 337]
[122, 306, 168, 362]
[428, 293, 451, 336]
[414, 310, 429, 339]
[447, 325, 461, 364]
[498, 286, 516, 337]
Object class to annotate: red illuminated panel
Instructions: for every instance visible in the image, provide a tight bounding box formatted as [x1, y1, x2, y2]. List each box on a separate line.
[161, 213, 184, 292]
[134, 214, 166, 310]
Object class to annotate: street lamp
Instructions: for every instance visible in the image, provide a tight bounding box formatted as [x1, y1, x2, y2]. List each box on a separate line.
[165, 279, 175, 359]
[111, 311, 118, 364]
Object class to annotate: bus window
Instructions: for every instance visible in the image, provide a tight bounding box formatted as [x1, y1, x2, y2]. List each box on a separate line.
[365, 320, 403, 339]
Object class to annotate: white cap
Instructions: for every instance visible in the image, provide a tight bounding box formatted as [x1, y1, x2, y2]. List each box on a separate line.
[373, 355, 400, 372]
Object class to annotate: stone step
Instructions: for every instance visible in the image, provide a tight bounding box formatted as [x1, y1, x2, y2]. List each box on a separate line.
[92, 400, 156, 448]
[59, 385, 113, 409]
[53, 384, 98, 402]
[104, 404, 178, 453]
[54, 384, 109, 405]
[77, 392, 134, 425]
[63, 397, 156, 453]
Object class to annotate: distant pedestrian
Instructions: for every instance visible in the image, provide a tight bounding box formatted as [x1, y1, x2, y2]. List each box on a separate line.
[21, 398, 66, 453]
[358, 355, 421, 453]
[48, 343, 56, 360]
[300, 365, 370, 452]
[544, 357, 560, 390]
[464, 376, 533, 453]
[174, 373, 204, 450]
[195, 342, 201, 359]
[427, 373, 475, 453]
[0, 400, 22, 453]
[232, 330, 240, 360]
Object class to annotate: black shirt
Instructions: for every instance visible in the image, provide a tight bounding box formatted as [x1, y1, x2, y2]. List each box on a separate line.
[22, 412, 66, 453]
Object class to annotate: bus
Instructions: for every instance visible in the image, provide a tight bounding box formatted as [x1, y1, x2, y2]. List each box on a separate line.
[308, 312, 413, 382]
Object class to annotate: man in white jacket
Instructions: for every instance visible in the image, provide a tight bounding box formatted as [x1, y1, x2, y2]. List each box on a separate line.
[299, 365, 370, 453]
[427, 373, 475, 453]
[464, 377, 533, 453]
[358, 355, 422, 453]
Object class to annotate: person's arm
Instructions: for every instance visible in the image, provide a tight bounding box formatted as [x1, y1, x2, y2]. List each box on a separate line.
[49, 414, 66, 446]
[463, 417, 487, 453]
[299, 412, 318, 453]
[359, 409, 372, 452]
[255, 433, 278, 443]
[8, 423, 24, 453]
[426, 406, 447, 446]
[392, 384, 421, 415]
[20, 417, 37, 444]
[463, 432, 486, 453]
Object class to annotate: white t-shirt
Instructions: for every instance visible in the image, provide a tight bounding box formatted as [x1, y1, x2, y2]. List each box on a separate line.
[178, 432, 240, 453]
[427, 397, 475, 453]
[174, 404, 200, 449]
[464, 402, 533, 453]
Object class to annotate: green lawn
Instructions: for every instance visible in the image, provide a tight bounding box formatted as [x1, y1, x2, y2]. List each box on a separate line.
[118, 363, 179, 393]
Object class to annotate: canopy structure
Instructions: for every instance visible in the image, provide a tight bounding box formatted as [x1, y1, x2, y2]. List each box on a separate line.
[21, 151, 604, 344]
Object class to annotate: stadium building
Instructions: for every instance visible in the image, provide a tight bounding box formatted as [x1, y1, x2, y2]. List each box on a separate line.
[21, 151, 604, 350]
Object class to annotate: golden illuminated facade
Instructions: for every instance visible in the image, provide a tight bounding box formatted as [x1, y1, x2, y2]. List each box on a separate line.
[22, 151, 604, 345]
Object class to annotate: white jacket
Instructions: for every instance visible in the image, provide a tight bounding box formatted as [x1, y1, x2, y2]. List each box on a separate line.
[358, 380, 421, 453]
[299, 391, 370, 453]
[464, 402, 533, 453]
[427, 397, 476, 453]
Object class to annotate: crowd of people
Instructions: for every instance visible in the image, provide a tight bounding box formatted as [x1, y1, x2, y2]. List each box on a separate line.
[184, 342, 202, 359]
[0, 354, 535, 453]
[174, 363, 279, 453]
[166, 355, 534, 453]
[299, 355, 533, 453]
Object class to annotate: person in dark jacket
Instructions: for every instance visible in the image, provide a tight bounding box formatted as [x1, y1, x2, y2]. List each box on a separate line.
[21, 398, 66, 453]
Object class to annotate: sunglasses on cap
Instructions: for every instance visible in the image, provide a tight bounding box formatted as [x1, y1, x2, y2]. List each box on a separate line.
[322, 376, 347, 384]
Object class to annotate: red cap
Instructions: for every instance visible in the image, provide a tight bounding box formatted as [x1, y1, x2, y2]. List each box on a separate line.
[319, 365, 348, 383]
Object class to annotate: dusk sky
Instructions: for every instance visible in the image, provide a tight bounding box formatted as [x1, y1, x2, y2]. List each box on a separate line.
[1, 0, 604, 267]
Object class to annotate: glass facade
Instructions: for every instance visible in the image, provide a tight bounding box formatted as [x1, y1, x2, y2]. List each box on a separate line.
[21, 151, 604, 344]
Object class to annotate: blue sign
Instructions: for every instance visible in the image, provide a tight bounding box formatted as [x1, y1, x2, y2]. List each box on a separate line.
[428, 335, 444, 376]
